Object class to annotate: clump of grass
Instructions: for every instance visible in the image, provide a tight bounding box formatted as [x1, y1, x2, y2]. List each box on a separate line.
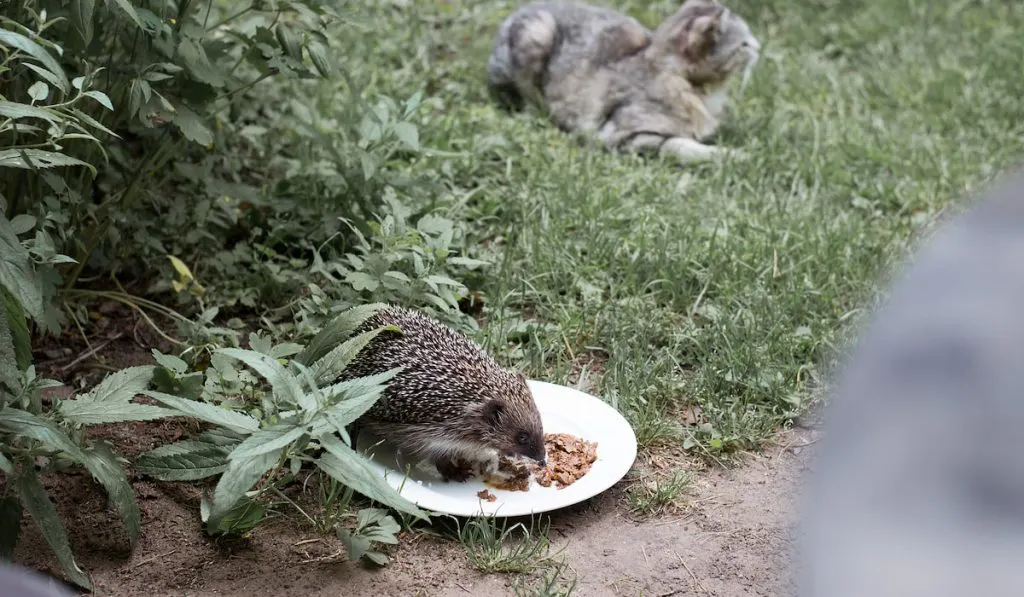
[513, 560, 579, 597]
[627, 470, 695, 517]
[456, 515, 564, 574]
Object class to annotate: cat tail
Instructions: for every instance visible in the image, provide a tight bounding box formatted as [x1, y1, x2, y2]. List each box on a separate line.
[486, 7, 558, 110]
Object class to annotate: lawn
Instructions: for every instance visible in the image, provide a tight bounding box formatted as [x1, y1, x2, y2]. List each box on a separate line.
[5, 0, 1024, 594]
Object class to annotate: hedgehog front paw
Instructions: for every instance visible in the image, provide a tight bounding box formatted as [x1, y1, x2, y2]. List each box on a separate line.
[435, 456, 475, 483]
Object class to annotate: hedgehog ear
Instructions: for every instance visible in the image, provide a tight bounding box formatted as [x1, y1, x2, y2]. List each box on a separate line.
[481, 400, 505, 428]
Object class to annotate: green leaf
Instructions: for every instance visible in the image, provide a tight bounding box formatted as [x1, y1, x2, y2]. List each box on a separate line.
[0, 30, 69, 93]
[141, 391, 259, 435]
[0, 408, 88, 462]
[176, 38, 225, 87]
[0, 494, 22, 559]
[227, 425, 306, 461]
[83, 365, 155, 402]
[0, 149, 94, 174]
[313, 369, 400, 432]
[0, 216, 44, 326]
[78, 441, 140, 546]
[392, 122, 420, 151]
[336, 526, 371, 561]
[0, 290, 22, 385]
[309, 327, 398, 385]
[71, 0, 96, 46]
[294, 303, 387, 367]
[307, 42, 332, 77]
[27, 81, 49, 102]
[16, 469, 92, 589]
[151, 349, 187, 374]
[208, 495, 266, 536]
[21, 64, 68, 95]
[135, 444, 229, 481]
[346, 271, 379, 292]
[316, 435, 426, 520]
[275, 24, 303, 61]
[9, 215, 36, 235]
[0, 101, 61, 124]
[58, 401, 172, 425]
[71, 108, 120, 138]
[216, 349, 308, 411]
[105, 0, 144, 28]
[172, 104, 213, 146]
[83, 90, 114, 111]
[363, 551, 389, 566]
[206, 451, 278, 533]
[0, 452, 13, 475]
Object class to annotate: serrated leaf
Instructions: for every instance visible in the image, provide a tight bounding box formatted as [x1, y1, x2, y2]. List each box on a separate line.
[309, 327, 398, 385]
[295, 303, 388, 367]
[105, 0, 143, 28]
[176, 38, 224, 87]
[0, 30, 69, 92]
[0, 494, 22, 559]
[17, 469, 91, 589]
[210, 495, 266, 536]
[0, 101, 61, 124]
[0, 408, 87, 462]
[135, 441, 229, 481]
[58, 400, 172, 425]
[79, 441, 140, 546]
[216, 348, 308, 411]
[71, 0, 96, 46]
[316, 435, 426, 519]
[141, 391, 259, 435]
[84, 365, 156, 402]
[307, 42, 331, 77]
[172, 104, 213, 146]
[0, 292, 21, 386]
[0, 149, 94, 173]
[0, 216, 44, 326]
[206, 451, 279, 533]
[392, 122, 419, 151]
[313, 369, 400, 433]
[227, 425, 306, 461]
[346, 271, 379, 292]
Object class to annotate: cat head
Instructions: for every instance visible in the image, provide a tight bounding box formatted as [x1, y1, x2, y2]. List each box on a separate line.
[650, 0, 760, 87]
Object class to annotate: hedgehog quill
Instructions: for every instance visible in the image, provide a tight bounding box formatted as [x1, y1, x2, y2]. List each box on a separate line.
[341, 306, 546, 483]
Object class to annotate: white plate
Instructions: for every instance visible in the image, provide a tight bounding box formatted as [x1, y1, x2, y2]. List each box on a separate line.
[355, 380, 638, 517]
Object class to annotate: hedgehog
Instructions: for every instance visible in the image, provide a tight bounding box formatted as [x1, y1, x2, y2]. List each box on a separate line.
[340, 305, 546, 482]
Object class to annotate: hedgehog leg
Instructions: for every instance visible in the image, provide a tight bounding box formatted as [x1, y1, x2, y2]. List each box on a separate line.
[434, 455, 475, 483]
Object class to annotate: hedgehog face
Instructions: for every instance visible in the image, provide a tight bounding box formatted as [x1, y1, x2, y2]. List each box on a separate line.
[479, 373, 546, 465]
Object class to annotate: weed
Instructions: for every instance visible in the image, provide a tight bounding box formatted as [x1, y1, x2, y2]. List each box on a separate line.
[627, 470, 695, 518]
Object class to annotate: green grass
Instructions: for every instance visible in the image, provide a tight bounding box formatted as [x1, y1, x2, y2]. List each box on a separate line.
[329, 0, 1024, 456]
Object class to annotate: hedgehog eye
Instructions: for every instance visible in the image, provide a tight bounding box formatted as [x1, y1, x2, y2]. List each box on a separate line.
[516, 431, 530, 445]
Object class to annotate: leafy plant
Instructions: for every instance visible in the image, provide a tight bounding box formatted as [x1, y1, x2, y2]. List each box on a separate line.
[0, 357, 172, 589]
[134, 303, 428, 536]
[336, 506, 401, 567]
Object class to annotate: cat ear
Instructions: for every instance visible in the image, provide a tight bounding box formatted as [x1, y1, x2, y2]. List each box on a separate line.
[481, 400, 505, 428]
[686, 6, 725, 56]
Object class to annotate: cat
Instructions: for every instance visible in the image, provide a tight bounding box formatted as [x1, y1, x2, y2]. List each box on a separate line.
[486, 0, 760, 164]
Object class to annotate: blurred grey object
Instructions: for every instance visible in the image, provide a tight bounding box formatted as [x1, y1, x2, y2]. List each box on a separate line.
[800, 169, 1024, 596]
[0, 563, 74, 597]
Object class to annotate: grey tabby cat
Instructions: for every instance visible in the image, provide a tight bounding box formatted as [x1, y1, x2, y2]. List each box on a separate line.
[487, 0, 760, 164]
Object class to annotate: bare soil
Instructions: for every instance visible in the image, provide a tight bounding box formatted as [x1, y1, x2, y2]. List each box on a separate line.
[14, 334, 817, 597]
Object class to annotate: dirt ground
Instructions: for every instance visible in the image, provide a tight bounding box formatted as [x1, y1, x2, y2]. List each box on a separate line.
[13, 335, 818, 597]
